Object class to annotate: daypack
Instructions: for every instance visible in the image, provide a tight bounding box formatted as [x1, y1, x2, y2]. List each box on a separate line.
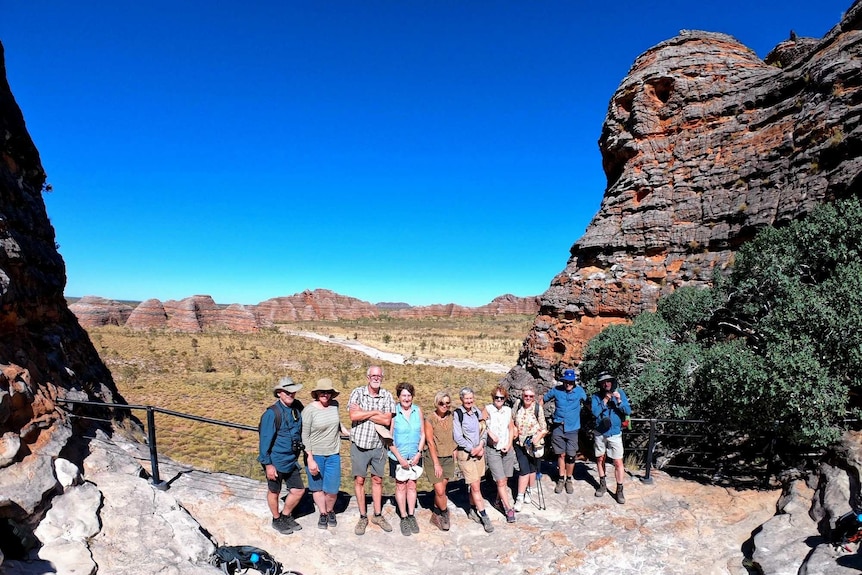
[258, 401, 303, 453]
[213, 545, 283, 575]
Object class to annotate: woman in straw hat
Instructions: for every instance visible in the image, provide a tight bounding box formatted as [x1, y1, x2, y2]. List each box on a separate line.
[302, 378, 349, 529]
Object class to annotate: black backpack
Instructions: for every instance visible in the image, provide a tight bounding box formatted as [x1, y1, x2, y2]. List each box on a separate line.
[213, 545, 284, 575]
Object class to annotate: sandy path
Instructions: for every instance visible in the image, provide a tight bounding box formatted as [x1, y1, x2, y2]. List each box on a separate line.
[284, 329, 512, 373]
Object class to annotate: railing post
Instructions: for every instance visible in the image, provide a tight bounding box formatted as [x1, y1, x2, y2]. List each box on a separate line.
[146, 407, 168, 490]
[642, 418, 657, 484]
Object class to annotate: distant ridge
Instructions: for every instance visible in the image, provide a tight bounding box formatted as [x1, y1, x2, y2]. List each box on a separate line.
[68, 289, 541, 332]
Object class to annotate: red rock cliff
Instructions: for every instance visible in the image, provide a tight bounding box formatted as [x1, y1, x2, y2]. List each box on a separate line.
[507, 3, 862, 389]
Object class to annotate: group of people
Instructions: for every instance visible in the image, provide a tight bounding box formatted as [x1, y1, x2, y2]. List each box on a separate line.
[257, 365, 631, 537]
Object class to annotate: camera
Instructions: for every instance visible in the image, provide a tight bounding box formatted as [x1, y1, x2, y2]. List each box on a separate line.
[292, 439, 305, 454]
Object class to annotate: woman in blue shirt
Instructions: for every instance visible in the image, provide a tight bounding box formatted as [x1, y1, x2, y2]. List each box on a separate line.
[388, 381, 426, 536]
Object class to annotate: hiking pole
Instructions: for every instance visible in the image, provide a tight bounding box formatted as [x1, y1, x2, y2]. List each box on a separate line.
[534, 468, 546, 510]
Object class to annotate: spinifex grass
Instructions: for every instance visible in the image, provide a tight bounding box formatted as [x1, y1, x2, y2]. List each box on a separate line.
[89, 323, 517, 491]
[280, 314, 534, 365]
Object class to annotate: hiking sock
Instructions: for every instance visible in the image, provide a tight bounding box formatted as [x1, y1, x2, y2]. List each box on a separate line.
[479, 509, 488, 517]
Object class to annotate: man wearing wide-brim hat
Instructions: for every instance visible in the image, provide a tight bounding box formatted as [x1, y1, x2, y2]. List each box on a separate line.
[258, 376, 306, 534]
[591, 371, 632, 504]
[542, 368, 587, 495]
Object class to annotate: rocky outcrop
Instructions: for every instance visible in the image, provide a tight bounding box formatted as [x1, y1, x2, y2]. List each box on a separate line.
[164, 295, 220, 332]
[0, 39, 127, 565]
[68, 296, 134, 328]
[510, 1, 862, 387]
[124, 298, 167, 329]
[256, 289, 380, 323]
[74, 290, 541, 332]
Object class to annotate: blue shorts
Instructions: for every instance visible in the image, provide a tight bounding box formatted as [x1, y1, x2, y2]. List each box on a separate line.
[306, 453, 341, 494]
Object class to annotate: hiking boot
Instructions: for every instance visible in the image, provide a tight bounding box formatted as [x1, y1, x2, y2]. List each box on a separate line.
[554, 478, 565, 494]
[467, 507, 481, 523]
[354, 515, 369, 536]
[430, 511, 443, 531]
[327, 511, 337, 527]
[524, 488, 532, 505]
[281, 514, 301, 531]
[565, 477, 574, 494]
[514, 496, 524, 512]
[370, 513, 393, 532]
[480, 514, 494, 533]
[400, 517, 412, 536]
[440, 509, 451, 531]
[595, 477, 607, 498]
[407, 515, 419, 534]
[317, 513, 328, 529]
[616, 484, 625, 504]
[272, 515, 294, 535]
[506, 508, 516, 523]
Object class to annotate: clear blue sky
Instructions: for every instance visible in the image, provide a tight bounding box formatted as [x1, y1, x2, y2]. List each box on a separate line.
[1, 1, 851, 306]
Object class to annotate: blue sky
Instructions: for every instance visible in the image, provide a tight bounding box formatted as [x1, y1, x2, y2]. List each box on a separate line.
[1, 1, 851, 306]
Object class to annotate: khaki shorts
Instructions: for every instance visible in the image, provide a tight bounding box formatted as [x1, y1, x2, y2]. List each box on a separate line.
[423, 452, 455, 485]
[456, 449, 486, 485]
[593, 433, 624, 460]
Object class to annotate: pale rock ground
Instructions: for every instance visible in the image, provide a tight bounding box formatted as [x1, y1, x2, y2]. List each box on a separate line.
[6, 429, 862, 575]
[4, 430, 779, 575]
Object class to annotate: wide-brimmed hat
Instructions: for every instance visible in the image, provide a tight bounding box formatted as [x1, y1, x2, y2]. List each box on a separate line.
[561, 369, 577, 382]
[273, 376, 303, 397]
[597, 372, 616, 384]
[311, 378, 340, 398]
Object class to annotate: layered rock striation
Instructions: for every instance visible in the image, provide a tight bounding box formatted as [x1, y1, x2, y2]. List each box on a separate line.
[508, 2, 862, 389]
[81, 290, 541, 332]
[0, 39, 128, 564]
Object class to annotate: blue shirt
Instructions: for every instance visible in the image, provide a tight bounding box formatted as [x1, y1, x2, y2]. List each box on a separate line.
[452, 406, 484, 451]
[389, 404, 423, 460]
[543, 385, 587, 433]
[258, 400, 304, 473]
[591, 389, 632, 437]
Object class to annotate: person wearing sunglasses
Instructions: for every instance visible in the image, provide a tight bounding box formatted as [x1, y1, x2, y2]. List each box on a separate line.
[424, 390, 456, 530]
[512, 385, 547, 511]
[258, 376, 306, 535]
[483, 386, 517, 523]
[302, 378, 350, 530]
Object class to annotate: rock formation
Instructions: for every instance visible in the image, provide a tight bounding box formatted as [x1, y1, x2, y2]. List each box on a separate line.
[123, 297, 168, 329]
[84, 290, 541, 332]
[508, 1, 862, 389]
[67, 296, 133, 328]
[0, 39, 133, 567]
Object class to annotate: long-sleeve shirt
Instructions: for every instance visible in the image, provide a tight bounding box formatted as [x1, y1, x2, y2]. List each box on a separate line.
[301, 401, 342, 456]
[452, 406, 485, 451]
[591, 389, 632, 437]
[258, 400, 304, 472]
[543, 385, 587, 432]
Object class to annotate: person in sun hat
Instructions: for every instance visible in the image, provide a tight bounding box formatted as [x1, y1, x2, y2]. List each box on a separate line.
[543, 367, 587, 495]
[347, 365, 396, 535]
[591, 371, 631, 504]
[258, 376, 306, 535]
[302, 378, 349, 530]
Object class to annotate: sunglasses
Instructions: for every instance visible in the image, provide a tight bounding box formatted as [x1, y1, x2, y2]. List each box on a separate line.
[438, 401, 451, 406]
[523, 395, 535, 398]
[493, 396, 506, 400]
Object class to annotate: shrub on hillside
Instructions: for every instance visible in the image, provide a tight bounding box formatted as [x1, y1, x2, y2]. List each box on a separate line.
[581, 197, 862, 454]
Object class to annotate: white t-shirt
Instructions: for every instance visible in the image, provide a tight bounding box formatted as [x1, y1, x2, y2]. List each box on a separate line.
[485, 404, 512, 448]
